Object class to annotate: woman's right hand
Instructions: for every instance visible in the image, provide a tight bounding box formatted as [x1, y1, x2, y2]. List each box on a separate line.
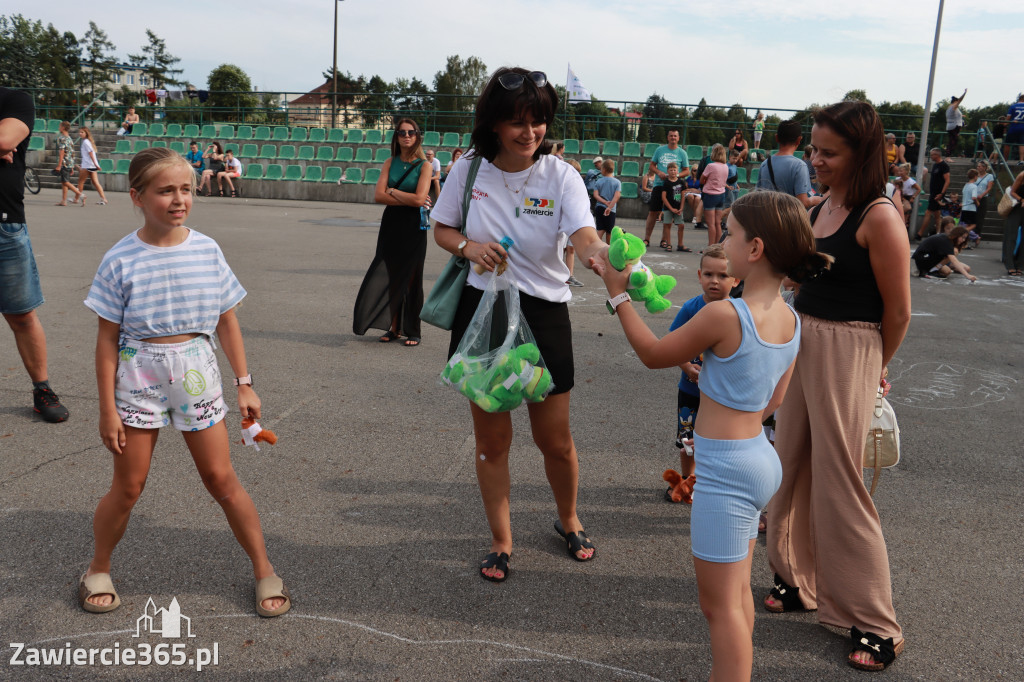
[464, 240, 509, 273]
[100, 411, 126, 455]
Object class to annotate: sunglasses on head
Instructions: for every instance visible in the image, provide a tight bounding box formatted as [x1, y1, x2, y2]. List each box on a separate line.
[497, 71, 547, 91]
[396, 129, 419, 138]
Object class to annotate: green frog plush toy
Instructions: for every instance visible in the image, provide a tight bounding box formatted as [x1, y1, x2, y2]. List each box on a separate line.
[607, 226, 676, 313]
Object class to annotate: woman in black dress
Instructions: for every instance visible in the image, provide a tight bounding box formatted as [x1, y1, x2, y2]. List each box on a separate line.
[352, 118, 432, 346]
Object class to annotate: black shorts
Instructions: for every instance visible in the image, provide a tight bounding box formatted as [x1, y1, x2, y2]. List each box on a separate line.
[594, 209, 616, 232]
[960, 209, 977, 225]
[448, 285, 574, 395]
[927, 197, 943, 212]
[648, 186, 664, 212]
[1006, 129, 1024, 145]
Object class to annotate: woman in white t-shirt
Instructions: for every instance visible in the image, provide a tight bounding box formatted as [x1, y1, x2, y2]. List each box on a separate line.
[76, 127, 109, 206]
[431, 67, 608, 583]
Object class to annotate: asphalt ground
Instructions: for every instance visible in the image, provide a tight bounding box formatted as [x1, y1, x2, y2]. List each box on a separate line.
[1, 191, 1022, 681]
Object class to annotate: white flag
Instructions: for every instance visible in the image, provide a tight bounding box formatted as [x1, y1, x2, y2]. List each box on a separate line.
[566, 64, 591, 103]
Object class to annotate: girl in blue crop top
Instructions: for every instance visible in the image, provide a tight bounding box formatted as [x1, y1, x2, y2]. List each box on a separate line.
[595, 191, 832, 682]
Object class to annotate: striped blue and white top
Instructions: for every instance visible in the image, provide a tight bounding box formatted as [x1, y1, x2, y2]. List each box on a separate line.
[84, 228, 246, 340]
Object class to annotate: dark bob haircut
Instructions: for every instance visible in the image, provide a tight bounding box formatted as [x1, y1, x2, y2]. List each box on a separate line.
[469, 67, 556, 162]
[813, 101, 888, 209]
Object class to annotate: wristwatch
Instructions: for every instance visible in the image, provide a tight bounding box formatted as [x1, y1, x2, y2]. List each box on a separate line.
[456, 239, 469, 258]
[233, 374, 253, 387]
[606, 292, 632, 315]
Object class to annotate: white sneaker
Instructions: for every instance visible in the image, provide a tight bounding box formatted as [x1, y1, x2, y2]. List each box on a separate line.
[566, 276, 584, 287]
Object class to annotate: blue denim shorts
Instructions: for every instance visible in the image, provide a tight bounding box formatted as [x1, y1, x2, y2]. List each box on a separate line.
[0, 223, 45, 315]
[701, 191, 725, 210]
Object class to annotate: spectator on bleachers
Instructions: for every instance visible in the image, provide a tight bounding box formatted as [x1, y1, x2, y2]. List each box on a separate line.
[684, 162, 704, 229]
[945, 88, 966, 157]
[916, 148, 949, 240]
[900, 131, 920, 174]
[721, 149, 740, 225]
[53, 121, 82, 206]
[1005, 93, 1024, 166]
[75, 127, 108, 206]
[644, 129, 689, 246]
[552, 142, 565, 160]
[639, 166, 656, 206]
[730, 129, 749, 165]
[444, 148, 462, 176]
[974, 160, 995, 233]
[185, 140, 204, 177]
[755, 120, 820, 209]
[121, 107, 139, 135]
[425, 149, 442, 199]
[893, 163, 919, 226]
[197, 142, 225, 196]
[1002, 170, 1024, 275]
[753, 112, 765, 151]
[699, 143, 729, 248]
[974, 121, 989, 159]
[884, 133, 899, 173]
[217, 149, 242, 197]
[993, 115, 1008, 150]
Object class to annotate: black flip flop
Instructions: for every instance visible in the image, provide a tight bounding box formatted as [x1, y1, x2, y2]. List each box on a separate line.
[553, 519, 596, 562]
[403, 337, 420, 347]
[479, 552, 510, 582]
[677, 246, 692, 252]
[379, 330, 400, 343]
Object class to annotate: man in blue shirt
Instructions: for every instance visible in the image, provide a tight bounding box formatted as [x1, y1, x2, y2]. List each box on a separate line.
[644, 129, 689, 245]
[755, 121, 821, 209]
[1005, 93, 1024, 166]
[185, 140, 204, 176]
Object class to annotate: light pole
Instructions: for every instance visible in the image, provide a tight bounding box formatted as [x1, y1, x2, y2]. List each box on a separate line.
[909, 0, 944, 237]
[331, 0, 344, 129]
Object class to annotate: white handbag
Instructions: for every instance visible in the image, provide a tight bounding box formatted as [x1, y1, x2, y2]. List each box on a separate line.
[863, 389, 900, 496]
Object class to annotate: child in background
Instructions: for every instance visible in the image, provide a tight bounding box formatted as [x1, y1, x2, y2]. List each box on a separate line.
[54, 121, 82, 206]
[685, 162, 705, 230]
[664, 244, 736, 503]
[722, 150, 740, 226]
[592, 158, 622, 244]
[753, 112, 765, 152]
[939, 192, 961, 221]
[960, 169, 979, 244]
[595, 190, 832, 682]
[661, 162, 691, 251]
[79, 148, 290, 618]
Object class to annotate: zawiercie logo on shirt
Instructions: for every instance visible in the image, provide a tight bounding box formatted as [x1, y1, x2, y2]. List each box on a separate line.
[522, 197, 555, 217]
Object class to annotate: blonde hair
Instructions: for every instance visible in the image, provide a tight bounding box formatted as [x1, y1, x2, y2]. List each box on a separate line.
[78, 127, 95, 143]
[565, 158, 582, 172]
[898, 162, 911, 174]
[601, 159, 615, 173]
[128, 147, 196, 195]
[729, 191, 834, 282]
[710, 143, 727, 163]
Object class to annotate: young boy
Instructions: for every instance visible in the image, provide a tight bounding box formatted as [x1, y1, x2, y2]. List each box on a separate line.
[721, 150, 740, 227]
[663, 244, 736, 503]
[960, 169, 979, 239]
[685, 162, 705, 230]
[661, 163, 691, 252]
[592, 158, 621, 244]
[54, 121, 82, 205]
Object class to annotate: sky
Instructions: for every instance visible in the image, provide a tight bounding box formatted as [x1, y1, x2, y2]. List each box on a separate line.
[7, 0, 1022, 113]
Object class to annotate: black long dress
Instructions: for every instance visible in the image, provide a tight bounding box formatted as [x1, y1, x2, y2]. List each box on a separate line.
[352, 157, 427, 338]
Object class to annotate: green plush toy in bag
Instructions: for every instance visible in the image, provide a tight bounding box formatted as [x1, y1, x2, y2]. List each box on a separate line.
[440, 268, 554, 413]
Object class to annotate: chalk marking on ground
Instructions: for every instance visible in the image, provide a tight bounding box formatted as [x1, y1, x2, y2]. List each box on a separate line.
[889, 361, 1018, 410]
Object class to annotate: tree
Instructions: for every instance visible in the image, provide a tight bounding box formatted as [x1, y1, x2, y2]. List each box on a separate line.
[0, 14, 78, 103]
[433, 55, 487, 130]
[128, 29, 183, 88]
[360, 75, 393, 129]
[842, 89, 872, 105]
[80, 22, 118, 103]
[207, 64, 257, 119]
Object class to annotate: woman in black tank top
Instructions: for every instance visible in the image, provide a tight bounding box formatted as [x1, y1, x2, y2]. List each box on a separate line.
[764, 101, 910, 672]
[731, 129, 749, 164]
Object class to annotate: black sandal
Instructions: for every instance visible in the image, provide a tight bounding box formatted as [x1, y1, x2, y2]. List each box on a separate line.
[378, 330, 400, 343]
[763, 573, 806, 612]
[479, 552, 510, 582]
[231, 190, 237, 197]
[219, 189, 224, 197]
[677, 245, 693, 252]
[848, 627, 904, 671]
[403, 337, 420, 347]
[554, 519, 595, 562]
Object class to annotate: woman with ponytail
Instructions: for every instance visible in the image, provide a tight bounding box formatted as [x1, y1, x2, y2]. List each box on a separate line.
[763, 100, 910, 672]
[595, 190, 829, 681]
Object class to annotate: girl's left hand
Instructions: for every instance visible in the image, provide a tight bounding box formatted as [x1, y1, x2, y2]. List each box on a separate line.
[238, 386, 261, 419]
[590, 251, 632, 296]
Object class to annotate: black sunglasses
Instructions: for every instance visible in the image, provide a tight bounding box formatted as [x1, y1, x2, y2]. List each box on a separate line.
[396, 129, 419, 138]
[497, 71, 547, 91]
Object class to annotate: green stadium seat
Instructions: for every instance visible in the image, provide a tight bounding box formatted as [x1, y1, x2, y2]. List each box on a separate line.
[383, 130, 393, 144]
[200, 125, 215, 138]
[686, 145, 703, 161]
[28, 136, 45, 151]
[235, 125, 252, 140]
[749, 148, 766, 161]
[327, 128, 346, 143]
[34, 118, 46, 132]
[278, 145, 297, 161]
[374, 147, 390, 163]
[335, 147, 354, 162]
[166, 124, 182, 137]
[918, 198, 927, 216]
[183, 124, 201, 139]
[620, 182, 639, 199]
[244, 165, 263, 180]
[623, 142, 641, 157]
[748, 167, 760, 185]
[219, 125, 235, 140]
[258, 144, 277, 159]
[46, 120, 61, 133]
[342, 167, 362, 183]
[354, 148, 373, 163]
[644, 143, 659, 157]
[240, 143, 259, 158]
[308, 128, 326, 143]
[272, 127, 289, 141]
[365, 130, 382, 145]
[793, 150, 804, 159]
[347, 129, 365, 144]
[291, 127, 307, 143]
[99, 158, 114, 173]
[441, 132, 460, 147]
[603, 141, 620, 156]
[283, 165, 303, 181]
[423, 132, 440, 147]
[323, 166, 343, 183]
[170, 141, 186, 153]
[297, 145, 315, 161]
[114, 139, 132, 154]
[150, 140, 167, 148]
[581, 140, 601, 155]
[462, 133, 472, 146]
[437, 151, 452, 166]
[133, 140, 150, 153]
[735, 167, 748, 184]
[735, 188, 749, 199]
[114, 159, 131, 174]
[316, 146, 334, 162]
[130, 123, 148, 136]
[149, 123, 166, 137]
[222, 142, 238, 154]
[363, 168, 381, 184]
[620, 161, 640, 177]
[302, 166, 323, 182]
[264, 164, 284, 180]
[253, 126, 271, 141]
[562, 139, 580, 155]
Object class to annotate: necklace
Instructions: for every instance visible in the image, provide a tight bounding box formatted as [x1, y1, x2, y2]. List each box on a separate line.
[826, 196, 846, 215]
[500, 162, 537, 219]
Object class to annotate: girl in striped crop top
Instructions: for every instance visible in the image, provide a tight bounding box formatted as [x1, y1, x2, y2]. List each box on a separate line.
[594, 190, 832, 681]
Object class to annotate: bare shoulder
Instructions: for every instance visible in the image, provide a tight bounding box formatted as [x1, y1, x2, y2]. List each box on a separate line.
[857, 199, 906, 247]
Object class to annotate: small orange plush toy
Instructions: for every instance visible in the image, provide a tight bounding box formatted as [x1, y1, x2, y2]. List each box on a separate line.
[663, 469, 696, 504]
[240, 417, 277, 450]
